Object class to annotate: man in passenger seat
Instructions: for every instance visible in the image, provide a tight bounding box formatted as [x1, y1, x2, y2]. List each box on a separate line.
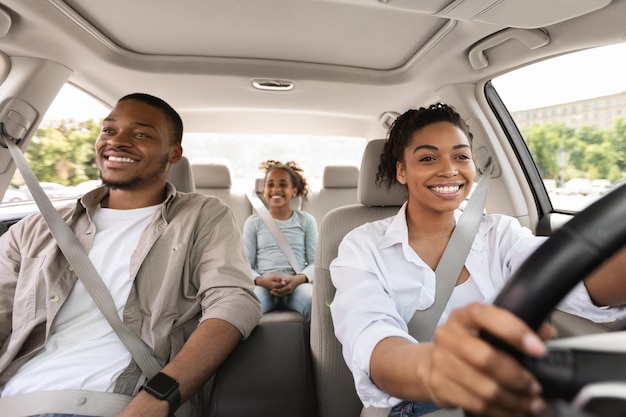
[0, 93, 262, 417]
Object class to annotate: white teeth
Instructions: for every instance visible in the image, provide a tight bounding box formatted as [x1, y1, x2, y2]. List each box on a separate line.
[430, 185, 460, 194]
[108, 156, 135, 163]
[271, 195, 283, 199]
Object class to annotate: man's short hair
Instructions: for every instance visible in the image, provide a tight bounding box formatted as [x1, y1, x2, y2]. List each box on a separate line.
[118, 93, 183, 145]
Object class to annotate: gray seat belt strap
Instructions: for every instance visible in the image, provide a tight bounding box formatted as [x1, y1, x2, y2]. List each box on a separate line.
[247, 193, 302, 274]
[363, 160, 492, 417]
[408, 158, 493, 342]
[4, 137, 193, 417]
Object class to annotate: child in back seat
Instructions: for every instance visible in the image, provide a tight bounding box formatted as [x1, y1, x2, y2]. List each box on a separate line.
[242, 160, 317, 322]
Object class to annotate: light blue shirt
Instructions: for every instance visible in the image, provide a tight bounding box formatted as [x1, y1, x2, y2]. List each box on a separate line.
[242, 210, 317, 282]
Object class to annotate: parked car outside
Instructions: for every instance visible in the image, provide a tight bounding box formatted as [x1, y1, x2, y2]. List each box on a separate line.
[555, 178, 592, 195]
[1, 185, 29, 204]
[590, 179, 612, 195]
[19, 182, 81, 201]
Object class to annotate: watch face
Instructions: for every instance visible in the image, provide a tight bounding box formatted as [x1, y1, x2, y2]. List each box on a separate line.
[147, 372, 178, 395]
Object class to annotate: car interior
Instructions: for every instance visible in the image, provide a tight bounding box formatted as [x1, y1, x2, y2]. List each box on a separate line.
[0, 1, 625, 416]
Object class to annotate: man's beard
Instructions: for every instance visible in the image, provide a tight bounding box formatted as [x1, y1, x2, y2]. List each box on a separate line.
[101, 154, 170, 190]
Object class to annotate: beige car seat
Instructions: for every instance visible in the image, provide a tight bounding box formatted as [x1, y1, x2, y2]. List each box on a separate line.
[168, 155, 195, 192]
[311, 139, 406, 417]
[303, 164, 359, 227]
[191, 160, 252, 230]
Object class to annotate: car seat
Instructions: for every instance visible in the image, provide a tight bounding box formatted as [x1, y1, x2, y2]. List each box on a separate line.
[302, 164, 359, 227]
[191, 160, 252, 230]
[168, 156, 195, 193]
[311, 139, 406, 417]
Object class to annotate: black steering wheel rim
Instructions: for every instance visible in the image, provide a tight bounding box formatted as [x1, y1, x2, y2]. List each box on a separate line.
[468, 184, 626, 417]
[492, 183, 626, 330]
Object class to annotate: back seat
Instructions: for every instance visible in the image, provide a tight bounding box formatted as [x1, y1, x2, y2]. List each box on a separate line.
[302, 164, 359, 226]
[191, 160, 252, 230]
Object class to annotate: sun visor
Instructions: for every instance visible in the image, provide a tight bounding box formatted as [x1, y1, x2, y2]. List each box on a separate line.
[381, 0, 612, 29]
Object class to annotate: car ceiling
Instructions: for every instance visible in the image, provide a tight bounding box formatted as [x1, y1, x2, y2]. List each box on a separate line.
[0, 0, 624, 139]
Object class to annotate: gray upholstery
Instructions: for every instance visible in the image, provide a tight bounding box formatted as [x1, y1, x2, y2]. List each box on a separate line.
[311, 139, 406, 417]
[302, 164, 360, 226]
[357, 142, 406, 206]
[323, 164, 359, 188]
[193, 161, 232, 189]
[168, 156, 195, 193]
[204, 317, 315, 417]
[192, 160, 252, 230]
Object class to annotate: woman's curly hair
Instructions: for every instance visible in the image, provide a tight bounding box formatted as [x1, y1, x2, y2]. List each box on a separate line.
[260, 159, 310, 200]
[376, 103, 473, 188]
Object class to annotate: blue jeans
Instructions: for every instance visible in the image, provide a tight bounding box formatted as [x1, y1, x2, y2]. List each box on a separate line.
[389, 401, 440, 417]
[254, 282, 312, 322]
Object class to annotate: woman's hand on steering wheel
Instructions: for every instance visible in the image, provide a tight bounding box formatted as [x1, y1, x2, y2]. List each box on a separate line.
[428, 303, 555, 417]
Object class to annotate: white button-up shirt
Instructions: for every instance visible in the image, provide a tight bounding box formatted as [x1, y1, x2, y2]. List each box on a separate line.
[329, 202, 624, 408]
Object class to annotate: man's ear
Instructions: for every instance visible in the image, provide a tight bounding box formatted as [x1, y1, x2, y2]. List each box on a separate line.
[170, 145, 183, 163]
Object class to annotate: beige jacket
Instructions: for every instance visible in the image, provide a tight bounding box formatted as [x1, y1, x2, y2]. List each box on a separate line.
[0, 183, 261, 393]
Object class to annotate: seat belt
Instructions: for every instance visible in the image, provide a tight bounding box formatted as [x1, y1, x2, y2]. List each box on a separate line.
[408, 158, 493, 342]
[2, 130, 194, 417]
[246, 192, 302, 274]
[362, 159, 493, 417]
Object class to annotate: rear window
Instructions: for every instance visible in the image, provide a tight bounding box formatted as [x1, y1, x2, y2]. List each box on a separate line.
[1, 84, 365, 217]
[182, 133, 365, 192]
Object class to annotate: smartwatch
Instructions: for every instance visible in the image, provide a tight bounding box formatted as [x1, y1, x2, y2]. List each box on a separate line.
[142, 372, 181, 416]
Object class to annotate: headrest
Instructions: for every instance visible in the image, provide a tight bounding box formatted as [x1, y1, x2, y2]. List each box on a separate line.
[168, 156, 195, 193]
[357, 139, 406, 206]
[322, 164, 359, 188]
[192, 161, 232, 189]
[255, 177, 264, 194]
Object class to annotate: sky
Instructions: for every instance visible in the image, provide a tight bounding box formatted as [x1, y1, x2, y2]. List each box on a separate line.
[43, 85, 109, 121]
[492, 42, 626, 111]
[43, 43, 626, 120]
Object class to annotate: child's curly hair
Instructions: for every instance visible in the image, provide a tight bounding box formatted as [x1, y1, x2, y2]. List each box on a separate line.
[260, 160, 310, 200]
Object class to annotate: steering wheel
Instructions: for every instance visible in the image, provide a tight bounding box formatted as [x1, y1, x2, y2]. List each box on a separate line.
[486, 183, 626, 416]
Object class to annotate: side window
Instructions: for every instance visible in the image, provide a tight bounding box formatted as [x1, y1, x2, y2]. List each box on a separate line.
[1, 84, 108, 211]
[492, 43, 626, 213]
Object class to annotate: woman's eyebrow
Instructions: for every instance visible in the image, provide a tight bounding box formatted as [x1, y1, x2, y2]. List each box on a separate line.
[412, 143, 471, 153]
[412, 144, 438, 153]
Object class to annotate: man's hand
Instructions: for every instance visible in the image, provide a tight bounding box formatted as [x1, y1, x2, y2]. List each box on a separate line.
[120, 319, 243, 417]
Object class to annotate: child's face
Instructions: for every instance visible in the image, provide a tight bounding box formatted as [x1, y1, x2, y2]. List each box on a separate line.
[264, 168, 297, 209]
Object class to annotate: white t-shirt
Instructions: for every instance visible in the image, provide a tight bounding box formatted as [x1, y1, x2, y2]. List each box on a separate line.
[329, 202, 625, 408]
[2, 204, 160, 396]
